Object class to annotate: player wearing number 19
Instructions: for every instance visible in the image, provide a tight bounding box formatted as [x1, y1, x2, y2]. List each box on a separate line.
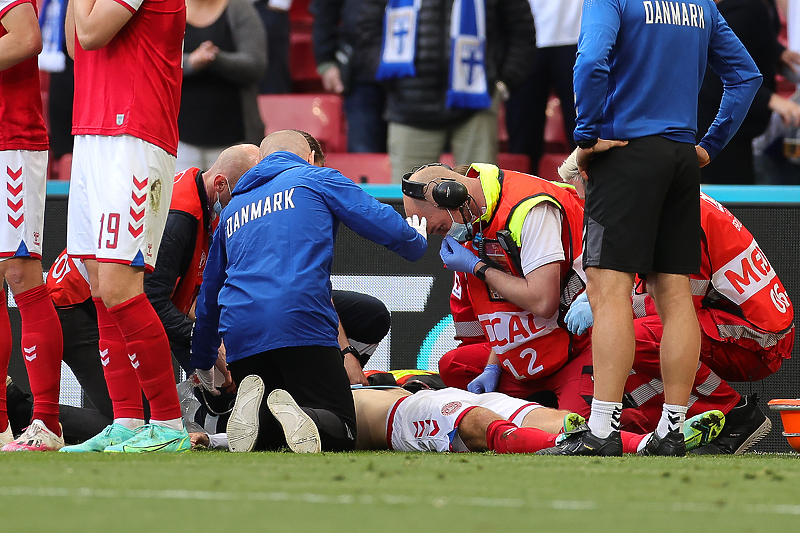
[401, 163, 593, 418]
[62, 0, 189, 452]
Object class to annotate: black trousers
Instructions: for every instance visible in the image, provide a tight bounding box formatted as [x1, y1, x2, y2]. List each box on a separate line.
[228, 345, 357, 452]
[505, 44, 578, 175]
[332, 290, 390, 366]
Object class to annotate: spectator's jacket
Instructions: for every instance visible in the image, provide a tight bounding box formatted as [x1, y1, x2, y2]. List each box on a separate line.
[311, 0, 374, 84]
[358, 0, 536, 129]
[462, 164, 585, 381]
[634, 192, 794, 378]
[191, 151, 427, 370]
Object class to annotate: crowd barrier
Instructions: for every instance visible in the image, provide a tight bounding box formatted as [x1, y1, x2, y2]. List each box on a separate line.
[6, 183, 800, 452]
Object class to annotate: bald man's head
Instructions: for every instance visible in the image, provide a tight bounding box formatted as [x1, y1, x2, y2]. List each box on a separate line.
[209, 144, 260, 188]
[259, 130, 315, 162]
[204, 144, 260, 213]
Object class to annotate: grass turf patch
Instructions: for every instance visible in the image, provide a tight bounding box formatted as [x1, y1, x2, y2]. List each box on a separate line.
[1, 452, 798, 532]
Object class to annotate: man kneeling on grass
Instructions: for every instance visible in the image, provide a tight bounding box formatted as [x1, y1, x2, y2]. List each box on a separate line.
[189, 385, 725, 454]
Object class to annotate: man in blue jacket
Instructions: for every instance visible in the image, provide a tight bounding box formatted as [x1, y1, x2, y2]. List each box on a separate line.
[191, 130, 427, 453]
[540, 0, 762, 457]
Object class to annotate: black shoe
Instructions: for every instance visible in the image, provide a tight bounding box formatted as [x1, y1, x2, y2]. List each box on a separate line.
[691, 394, 771, 455]
[637, 430, 686, 456]
[536, 425, 623, 456]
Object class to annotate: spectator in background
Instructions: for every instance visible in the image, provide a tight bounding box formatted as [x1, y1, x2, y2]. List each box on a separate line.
[255, 0, 293, 94]
[697, 0, 800, 184]
[505, 0, 580, 175]
[177, 0, 267, 172]
[311, 0, 388, 152]
[359, 0, 536, 183]
[752, 0, 800, 184]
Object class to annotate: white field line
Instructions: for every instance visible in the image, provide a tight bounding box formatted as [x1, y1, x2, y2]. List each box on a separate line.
[0, 486, 799, 515]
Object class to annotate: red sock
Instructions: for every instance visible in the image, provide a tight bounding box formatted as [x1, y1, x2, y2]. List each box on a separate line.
[487, 420, 557, 454]
[108, 294, 181, 421]
[16, 285, 63, 436]
[621, 431, 647, 454]
[0, 291, 12, 433]
[94, 297, 143, 419]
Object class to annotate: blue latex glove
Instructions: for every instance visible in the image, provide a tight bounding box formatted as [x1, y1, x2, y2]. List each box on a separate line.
[565, 292, 593, 335]
[440, 235, 480, 274]
[467, 363, 502, 394]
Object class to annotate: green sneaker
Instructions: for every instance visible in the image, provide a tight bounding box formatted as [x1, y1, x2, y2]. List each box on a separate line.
[104, 424, 191, 453]
[555, 413, 587, 445]
[683, 409, 725, 451]
[60, 424, 137, 453]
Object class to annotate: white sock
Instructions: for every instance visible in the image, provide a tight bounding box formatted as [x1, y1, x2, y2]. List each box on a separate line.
[655, 403, 687, 438]
[587, 399, 622, 438]
[114, 418, 145, 431]
[150, 418, 184, 431]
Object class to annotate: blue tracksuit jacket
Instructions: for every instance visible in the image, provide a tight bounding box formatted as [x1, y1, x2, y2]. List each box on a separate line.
[190, 151, 427, 370]
[574, 0, 762, 159]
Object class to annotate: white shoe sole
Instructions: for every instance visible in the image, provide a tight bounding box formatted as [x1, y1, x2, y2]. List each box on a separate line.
[226, 375, 265, 453]
[733, 417, 772, 455]
[266, 389, 321, 453]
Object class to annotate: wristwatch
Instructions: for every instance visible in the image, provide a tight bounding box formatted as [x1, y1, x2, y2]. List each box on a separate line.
[340, 345, 360, 360]
[577, 138, 598, 150]
[474, 263, 492, 281]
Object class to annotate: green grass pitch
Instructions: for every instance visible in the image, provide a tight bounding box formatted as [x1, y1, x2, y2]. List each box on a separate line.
[1, 452, 799, 532]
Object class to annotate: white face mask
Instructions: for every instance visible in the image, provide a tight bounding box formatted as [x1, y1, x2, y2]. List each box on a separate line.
[446, 209, 473, 242]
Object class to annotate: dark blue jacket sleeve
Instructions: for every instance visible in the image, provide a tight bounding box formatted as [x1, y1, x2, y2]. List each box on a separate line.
[319, 171, 428, 261]
[698, 13, 763, 160]
[572, 0, 620, 143]
[190, 224, 227, 371]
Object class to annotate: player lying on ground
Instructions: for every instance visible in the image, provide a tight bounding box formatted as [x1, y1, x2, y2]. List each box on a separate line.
[189, 384, 725, 454]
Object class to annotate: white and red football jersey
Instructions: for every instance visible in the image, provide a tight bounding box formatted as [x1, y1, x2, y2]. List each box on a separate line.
[0, 0, 48, 151]
[72, 0, 185, 156]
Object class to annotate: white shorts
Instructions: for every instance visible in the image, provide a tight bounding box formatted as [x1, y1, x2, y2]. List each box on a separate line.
[0, 150, 47, 260]
[387, 388, 544, 453]
[471, 392, 542, 426]
[68, 135, 175, 271]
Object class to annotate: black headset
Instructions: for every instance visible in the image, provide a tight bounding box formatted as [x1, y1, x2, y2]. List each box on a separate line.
[401, 163, 469, 209]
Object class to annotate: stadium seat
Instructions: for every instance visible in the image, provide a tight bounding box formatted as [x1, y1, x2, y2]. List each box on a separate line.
[538, 153, 570, 182]
[544, 97, 570, 153]
[438, 153, 530, 174]
[258, 94, 347, 153]
[497, 153, 531, 174]
[325, 153, 392, 184]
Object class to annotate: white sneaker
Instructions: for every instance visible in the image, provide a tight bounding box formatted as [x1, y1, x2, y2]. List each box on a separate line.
[266, 388, 321, 453]
[226, 375, 265, 453]
[0, 424, 12, 447]
[1, 419, 64, 451]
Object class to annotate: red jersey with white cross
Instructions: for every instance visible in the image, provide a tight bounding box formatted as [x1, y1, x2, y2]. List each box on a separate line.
[0, 0, 48, 151]
[71, 0, 185, 156]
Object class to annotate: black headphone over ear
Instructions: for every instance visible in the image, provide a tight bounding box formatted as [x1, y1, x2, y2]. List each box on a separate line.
[401, 163, 469, 209]
[430, 178, 468, 208]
